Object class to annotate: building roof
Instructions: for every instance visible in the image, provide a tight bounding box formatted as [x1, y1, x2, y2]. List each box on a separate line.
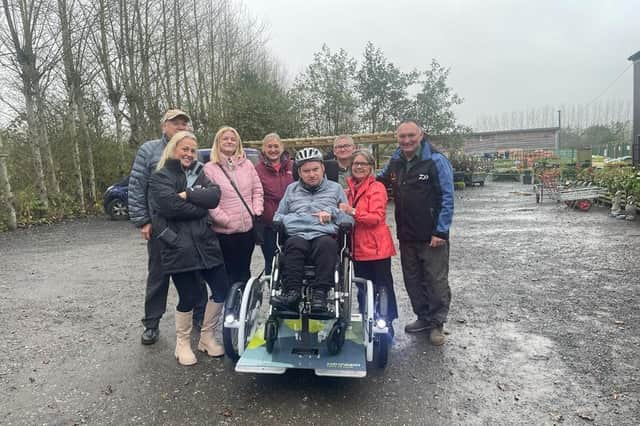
[629, 50, 640, 61]
[470, 127, 560, 137]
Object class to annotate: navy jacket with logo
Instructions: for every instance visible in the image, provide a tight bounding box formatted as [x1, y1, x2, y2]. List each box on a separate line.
[377, 139, 454, 241]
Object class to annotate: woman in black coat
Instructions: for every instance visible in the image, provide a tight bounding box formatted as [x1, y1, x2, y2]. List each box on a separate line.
[149, 131, 229, 366]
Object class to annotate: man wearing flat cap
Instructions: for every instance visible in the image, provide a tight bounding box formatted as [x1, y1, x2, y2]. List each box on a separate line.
[129, 109, 204, 345]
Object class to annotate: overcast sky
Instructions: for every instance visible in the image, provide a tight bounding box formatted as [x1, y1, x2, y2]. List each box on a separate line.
[243, 0, 639, 128]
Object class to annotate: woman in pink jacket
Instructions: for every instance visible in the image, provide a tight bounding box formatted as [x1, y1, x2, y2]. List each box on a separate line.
[204, 126, 264, 284]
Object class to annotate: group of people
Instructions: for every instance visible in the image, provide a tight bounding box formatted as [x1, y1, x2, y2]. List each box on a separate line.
[129, 109, 455, 366]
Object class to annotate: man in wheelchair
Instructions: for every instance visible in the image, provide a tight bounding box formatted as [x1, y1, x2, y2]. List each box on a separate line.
[271, 147, 354, 314]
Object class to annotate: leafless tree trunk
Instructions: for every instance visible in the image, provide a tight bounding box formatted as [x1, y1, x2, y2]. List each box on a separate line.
[57, 0, 86, 212]
[36, 88, 60, 195]
[0, 134, 17, 230]
[93, 0, 125, 165]
[1, 0, 52, 209]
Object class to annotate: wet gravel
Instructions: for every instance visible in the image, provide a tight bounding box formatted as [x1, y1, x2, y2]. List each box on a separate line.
[0, 181, 638, 425]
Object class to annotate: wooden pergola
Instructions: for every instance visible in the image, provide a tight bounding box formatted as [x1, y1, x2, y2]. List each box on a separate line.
[244, 132, 398, 149]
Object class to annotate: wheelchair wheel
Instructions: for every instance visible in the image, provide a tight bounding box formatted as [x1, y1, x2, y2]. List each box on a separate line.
[373, 334, 390, 368]
[223, 278, 263, 361]
[222, 282, 244, 361]
[372, 286, 391, 368]
[327, 319, 346, 355]
[264, 316, 278, 354]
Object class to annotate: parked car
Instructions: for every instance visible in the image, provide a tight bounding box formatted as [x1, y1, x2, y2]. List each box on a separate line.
[102, 148, 260, 220]
[197, 147, 260, 164]
[103, 176, 129, 220]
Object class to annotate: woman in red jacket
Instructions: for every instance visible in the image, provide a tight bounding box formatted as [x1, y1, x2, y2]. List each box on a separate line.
[254, 133, 294, 274]
[339, 150, 398, 328]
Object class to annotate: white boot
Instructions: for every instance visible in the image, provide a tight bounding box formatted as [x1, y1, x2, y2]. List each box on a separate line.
[174, 310, 197, 366]
[197, 300, 225, 357]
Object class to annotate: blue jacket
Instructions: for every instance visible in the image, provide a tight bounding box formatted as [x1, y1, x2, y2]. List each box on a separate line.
[128, 135, 168, 228]
[274, 178, 354, 240]
[378, 139, 454, 241]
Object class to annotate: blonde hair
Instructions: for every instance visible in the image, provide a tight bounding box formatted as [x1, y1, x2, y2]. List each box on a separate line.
[262, 132, 282, 147]
[210, 126, 244, 163]
[156, 131, 197, 171]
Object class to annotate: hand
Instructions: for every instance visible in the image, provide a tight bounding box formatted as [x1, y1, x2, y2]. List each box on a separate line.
[141, 223, 152, 241]
[339, 203, 352, 213]
[312, 211, 332, 224]
[429, 235, 446, 248]
[178, 191, 187, 200]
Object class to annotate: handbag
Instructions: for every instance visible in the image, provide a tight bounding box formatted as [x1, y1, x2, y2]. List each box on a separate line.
[217, 164, 264, 245]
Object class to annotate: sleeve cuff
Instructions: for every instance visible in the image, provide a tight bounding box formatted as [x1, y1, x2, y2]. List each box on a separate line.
[432, 231, 449, 240]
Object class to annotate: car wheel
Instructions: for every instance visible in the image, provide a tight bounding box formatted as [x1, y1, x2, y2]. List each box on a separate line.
[107, 199, 128, 220]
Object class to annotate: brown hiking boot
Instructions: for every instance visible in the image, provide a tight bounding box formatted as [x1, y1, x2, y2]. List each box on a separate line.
[404, 319, 432, 333]
[429, 326, 445, 346]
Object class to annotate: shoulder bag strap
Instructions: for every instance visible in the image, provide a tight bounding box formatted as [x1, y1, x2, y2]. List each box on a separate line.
[217, 163, 254, 216]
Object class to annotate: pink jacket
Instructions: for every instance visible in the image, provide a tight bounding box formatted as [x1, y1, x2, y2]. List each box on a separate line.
[203, 154, 264, 235]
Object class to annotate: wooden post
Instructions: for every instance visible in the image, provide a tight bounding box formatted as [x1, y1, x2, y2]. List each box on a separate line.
[0, 134, 17, 230]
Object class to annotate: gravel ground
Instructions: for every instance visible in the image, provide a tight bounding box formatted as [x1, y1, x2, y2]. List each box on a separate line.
[0, 181, 638, 425]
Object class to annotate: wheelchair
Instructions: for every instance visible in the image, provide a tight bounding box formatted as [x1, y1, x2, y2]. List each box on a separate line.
[222, 220, 393, 377]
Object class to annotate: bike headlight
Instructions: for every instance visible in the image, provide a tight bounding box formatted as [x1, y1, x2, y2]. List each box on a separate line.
[376, 319, 387, 329]
[225, 314, 235, 324]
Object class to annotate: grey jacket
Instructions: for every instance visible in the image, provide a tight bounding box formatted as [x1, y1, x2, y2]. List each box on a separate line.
[273, 178, 354, 240]
[128, 135, 168, 228]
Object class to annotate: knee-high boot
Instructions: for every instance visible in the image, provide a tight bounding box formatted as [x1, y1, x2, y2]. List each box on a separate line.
[197, 300, 225, 357]
[174, 310, 197, 366]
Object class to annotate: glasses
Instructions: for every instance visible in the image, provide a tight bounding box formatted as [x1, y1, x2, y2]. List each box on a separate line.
[352, 161, 371, 168]
[334, 144, 354, 150]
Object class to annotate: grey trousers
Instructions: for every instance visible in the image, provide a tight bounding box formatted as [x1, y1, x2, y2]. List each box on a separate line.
[142, 238, 170, 329]
[399, 240, 451, 326]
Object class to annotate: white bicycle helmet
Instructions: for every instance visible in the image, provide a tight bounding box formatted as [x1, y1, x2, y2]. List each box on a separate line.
[295, 147, 323, 168]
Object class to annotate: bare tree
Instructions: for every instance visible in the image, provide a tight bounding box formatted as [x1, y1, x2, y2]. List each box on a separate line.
[92, 0, 125, 159]
[57, 0, 87, 211]
[0, 0, 61, 209]
[0, 133, 17, 230]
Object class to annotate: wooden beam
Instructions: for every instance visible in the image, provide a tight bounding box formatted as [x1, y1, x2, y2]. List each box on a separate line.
[244, 132, 398, 148]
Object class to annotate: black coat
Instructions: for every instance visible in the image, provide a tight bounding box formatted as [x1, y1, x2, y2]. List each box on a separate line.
[378, 141, 454, 241]
[149, 159, 224, 274]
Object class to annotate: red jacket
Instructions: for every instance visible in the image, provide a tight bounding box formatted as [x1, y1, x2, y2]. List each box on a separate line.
[347, 175, 396, 261]
[254, 158, 294, 225]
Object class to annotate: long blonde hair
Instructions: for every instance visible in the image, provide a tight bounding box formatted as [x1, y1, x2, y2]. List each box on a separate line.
[210, 126, 244, 164]
[156, 131, 197, 171]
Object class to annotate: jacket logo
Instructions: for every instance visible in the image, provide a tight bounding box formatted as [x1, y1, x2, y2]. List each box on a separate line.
[418, 174, 429, 181]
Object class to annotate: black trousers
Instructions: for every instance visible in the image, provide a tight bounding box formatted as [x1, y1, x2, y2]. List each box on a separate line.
[283, 235, 337, 290]
[171, 264, 229, 312]
[143, 238, 206, 327]
[354, 258, 399, 321]
[260, 225, 277, 275]
[218, 231, 255, 284]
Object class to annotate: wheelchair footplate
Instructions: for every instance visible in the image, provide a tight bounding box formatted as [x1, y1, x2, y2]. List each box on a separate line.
[235, 314, 367, 378]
